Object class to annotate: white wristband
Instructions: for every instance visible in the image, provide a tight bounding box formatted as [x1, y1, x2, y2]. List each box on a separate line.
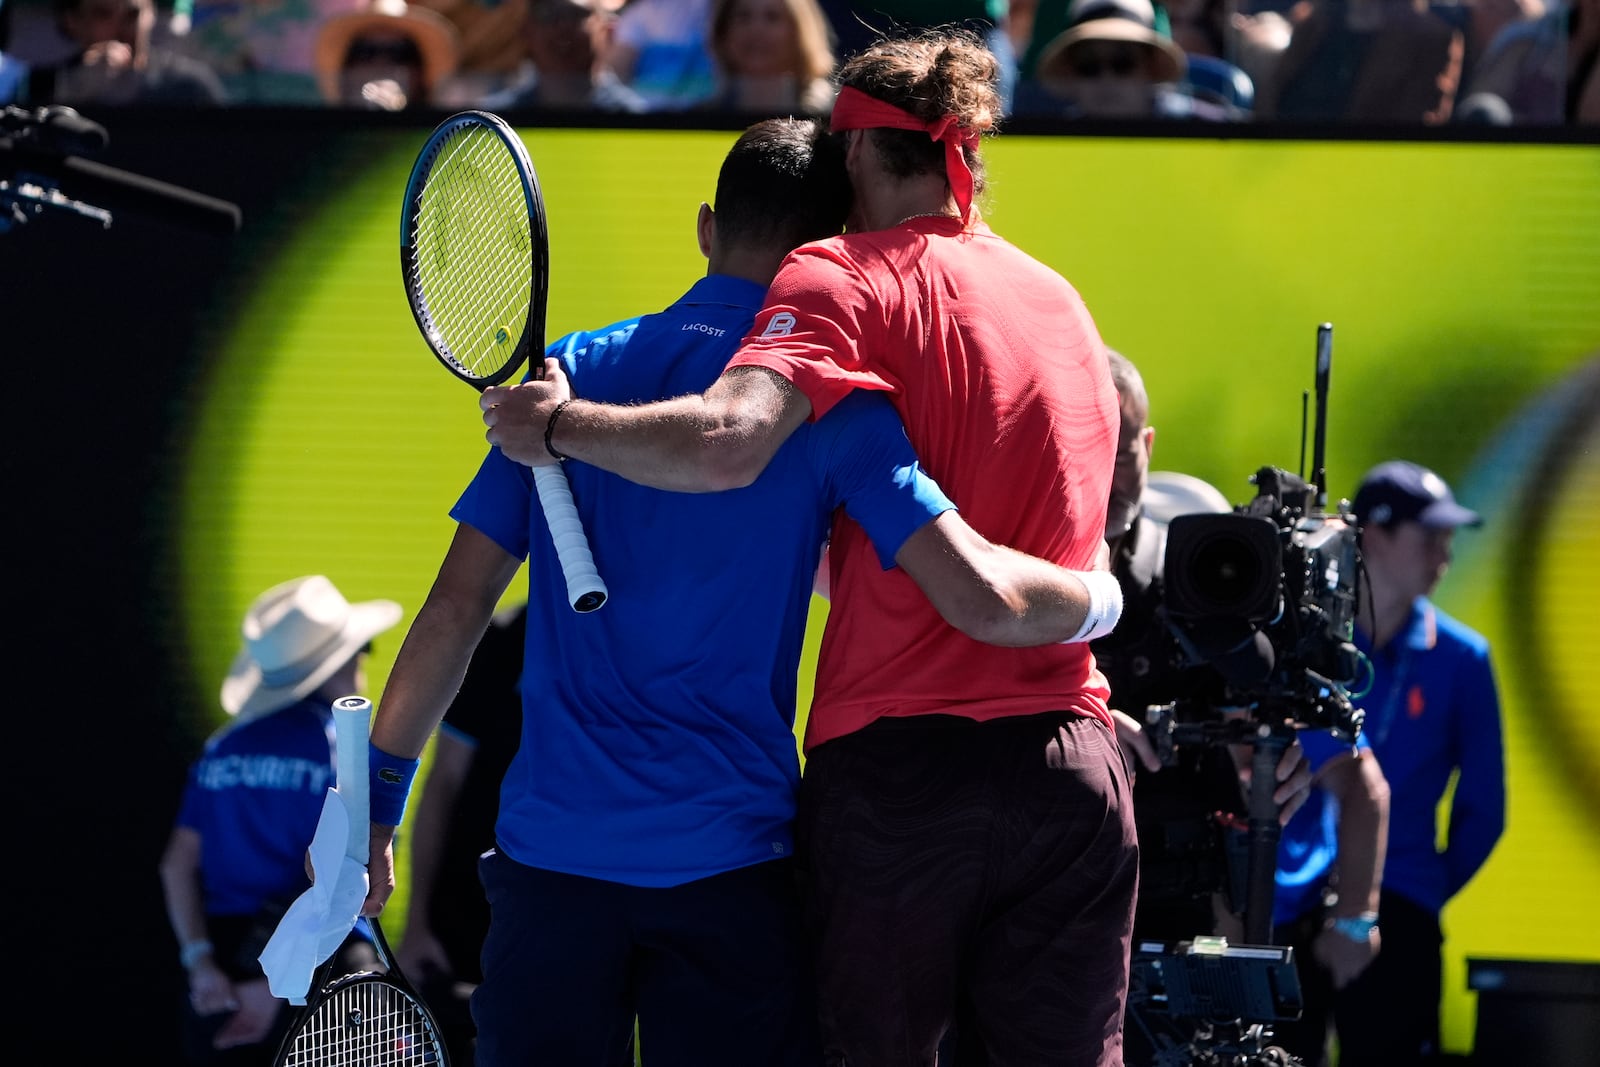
[1064, 570, 1123, 644]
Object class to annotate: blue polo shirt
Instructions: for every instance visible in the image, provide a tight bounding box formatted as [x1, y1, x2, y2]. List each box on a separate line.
[452, 274, 954, 887]
[177, 698, 339, 916]
[1354, 598, 1505, 914]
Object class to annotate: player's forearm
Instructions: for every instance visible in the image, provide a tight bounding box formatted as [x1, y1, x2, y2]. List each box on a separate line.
[984, 546, 1121, 646]
[895, 514, 1120, 647]
[551, 394, 762, 491]
[550, 366, 806, 492]
[372, 528, 516, 762]
[376, 622, 484, 759]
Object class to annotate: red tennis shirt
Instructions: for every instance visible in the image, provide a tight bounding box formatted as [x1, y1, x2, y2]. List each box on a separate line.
[727, 216, 1119, 750]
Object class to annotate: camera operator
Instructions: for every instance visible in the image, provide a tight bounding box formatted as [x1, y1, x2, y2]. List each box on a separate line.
[1095, 351, 1390, 1067]
[1330, 461, 1505, 1067]
[1097, 351, 1315, 933]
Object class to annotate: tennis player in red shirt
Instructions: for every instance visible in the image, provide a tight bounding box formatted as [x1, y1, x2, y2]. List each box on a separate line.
[482, 28, 1135, 1067]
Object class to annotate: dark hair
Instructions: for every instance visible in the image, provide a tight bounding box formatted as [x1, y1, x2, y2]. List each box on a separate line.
[1106, 348, 1147, 410]
[836, 26, 999, 193]
[712, 117, 852, 253]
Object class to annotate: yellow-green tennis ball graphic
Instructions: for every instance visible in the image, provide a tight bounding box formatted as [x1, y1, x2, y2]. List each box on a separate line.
[1478, 355, 1600, 826]
[495, 325, 511, 345]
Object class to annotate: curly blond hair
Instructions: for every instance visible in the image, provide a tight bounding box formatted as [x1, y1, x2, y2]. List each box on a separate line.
[836, 26, 1001, 193]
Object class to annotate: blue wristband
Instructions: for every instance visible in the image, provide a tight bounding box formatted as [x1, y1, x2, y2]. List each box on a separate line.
[369, 742, 420, 827]
[1329, 913, 1379, 942]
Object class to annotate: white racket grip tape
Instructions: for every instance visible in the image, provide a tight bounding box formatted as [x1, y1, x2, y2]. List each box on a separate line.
[534, 465, 609, 612]
[331, 696, 372, 865]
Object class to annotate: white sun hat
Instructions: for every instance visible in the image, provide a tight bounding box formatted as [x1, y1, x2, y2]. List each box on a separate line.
[220, 575, 401, 721]
[1142, 471, 1235, 525]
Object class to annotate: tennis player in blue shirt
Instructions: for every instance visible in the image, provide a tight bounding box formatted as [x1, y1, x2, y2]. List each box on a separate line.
[361, 118, 1121, 1067]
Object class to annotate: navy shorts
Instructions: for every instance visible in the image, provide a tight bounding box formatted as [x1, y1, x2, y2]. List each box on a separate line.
[798, 712, 1139, 1067]
[472, 850, 821, 1067]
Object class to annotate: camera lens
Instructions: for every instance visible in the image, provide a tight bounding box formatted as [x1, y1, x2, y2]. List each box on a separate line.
[1189, 535, 1269, 609]
[1164, 513, 1283, 623]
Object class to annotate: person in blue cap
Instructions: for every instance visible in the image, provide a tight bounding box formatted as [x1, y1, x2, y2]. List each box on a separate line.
[1333, 459, 1507, 1066]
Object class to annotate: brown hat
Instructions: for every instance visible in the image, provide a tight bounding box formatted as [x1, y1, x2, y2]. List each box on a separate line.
[314, 0, 461, 104]
[1037, 0, 1187, 86]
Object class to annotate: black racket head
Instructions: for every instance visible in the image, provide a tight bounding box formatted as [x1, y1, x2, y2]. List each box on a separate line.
[272, 972, 450, 1066]
[271, 921, 451, 1067]
[400, 110, 550, 390]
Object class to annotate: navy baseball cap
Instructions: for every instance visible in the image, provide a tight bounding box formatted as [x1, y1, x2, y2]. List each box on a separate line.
[1353, 460, 1482, 529]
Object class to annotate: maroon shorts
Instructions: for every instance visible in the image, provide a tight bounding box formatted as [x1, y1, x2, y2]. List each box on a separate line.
[797, 711, 1139, 1067]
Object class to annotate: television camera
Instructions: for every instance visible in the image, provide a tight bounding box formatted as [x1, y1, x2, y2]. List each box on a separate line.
[1124, 324, 1370, 1067]
[1, 104, 240, 234]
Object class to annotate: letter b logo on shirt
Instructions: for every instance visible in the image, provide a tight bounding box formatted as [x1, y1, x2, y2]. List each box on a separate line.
[761, 312, 796, 338]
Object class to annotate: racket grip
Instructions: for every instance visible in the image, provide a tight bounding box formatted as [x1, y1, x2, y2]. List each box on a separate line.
[332, 696, 373, 865]
[533, 465, 608, 613]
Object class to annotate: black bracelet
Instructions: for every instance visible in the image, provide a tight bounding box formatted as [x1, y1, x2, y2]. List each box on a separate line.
[544, 399, 573, 461]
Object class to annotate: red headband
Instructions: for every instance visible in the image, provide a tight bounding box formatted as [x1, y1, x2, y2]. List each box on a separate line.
[829, 85, 979, 222]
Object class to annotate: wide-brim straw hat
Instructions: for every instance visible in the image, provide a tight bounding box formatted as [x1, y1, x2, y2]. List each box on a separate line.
[314, 0, 461, 104]
[221, 574, 401, 721]
[1037, 0, 1187, 86]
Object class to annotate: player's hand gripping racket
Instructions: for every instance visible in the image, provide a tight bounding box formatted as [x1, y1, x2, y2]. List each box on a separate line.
[401, 109, 607, 613]
[270, 696, 450, 1067]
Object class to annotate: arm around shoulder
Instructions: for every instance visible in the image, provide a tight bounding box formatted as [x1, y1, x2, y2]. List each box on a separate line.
[893, 512, 1121, 647]
[555, 366, 812, 492]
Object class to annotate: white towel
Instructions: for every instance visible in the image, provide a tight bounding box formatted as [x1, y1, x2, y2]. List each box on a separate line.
[257, 787, 370, 1004]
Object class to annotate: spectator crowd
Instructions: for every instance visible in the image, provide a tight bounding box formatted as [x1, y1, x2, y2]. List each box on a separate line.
[1, 0, 1596, 124]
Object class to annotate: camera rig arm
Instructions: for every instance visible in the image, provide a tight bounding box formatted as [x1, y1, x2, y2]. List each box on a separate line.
[1, 105, 241, 235]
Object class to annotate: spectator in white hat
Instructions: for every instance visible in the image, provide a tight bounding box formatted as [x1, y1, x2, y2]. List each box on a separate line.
[158, 575, 401, 1066]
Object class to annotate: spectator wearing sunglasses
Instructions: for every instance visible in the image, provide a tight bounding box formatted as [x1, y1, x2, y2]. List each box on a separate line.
[314, 0, 459, 109]
[1014, 0, 1231, 119]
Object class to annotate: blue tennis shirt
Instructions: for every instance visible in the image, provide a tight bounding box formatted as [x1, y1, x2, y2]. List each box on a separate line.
[452, 274, 954, 887]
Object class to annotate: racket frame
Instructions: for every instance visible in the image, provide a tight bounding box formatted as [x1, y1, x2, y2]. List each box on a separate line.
[400, 109, 547, 390]
[399, 110, 608, 614]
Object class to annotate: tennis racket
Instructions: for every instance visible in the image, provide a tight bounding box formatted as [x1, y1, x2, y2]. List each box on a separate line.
[270, 696, 451, 1067]
[401, 110, 607, 613]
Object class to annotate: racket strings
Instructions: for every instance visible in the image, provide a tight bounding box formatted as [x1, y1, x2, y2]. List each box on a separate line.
[414, 130, 529, 337]
[280, 978, 445, 1066]
[406, 124, 537, 381]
